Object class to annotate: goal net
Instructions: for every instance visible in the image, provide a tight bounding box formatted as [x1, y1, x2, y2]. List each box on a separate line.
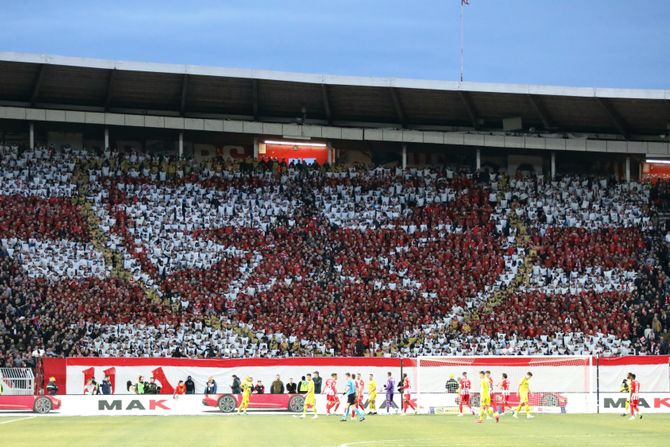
[0, 368, 35, 395]
[416, 356, 593, 414]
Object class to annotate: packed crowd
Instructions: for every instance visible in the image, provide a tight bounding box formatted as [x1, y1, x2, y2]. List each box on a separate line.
[1, 144, 670, 369]
[492, 175, 650, 230]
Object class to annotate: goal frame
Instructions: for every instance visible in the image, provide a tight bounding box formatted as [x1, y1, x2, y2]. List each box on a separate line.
[415, 355, 594, 414]
[0, 367, 35, 395]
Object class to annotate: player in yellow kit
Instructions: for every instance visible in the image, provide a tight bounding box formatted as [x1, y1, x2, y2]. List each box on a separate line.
[513, 372, 534, 419]
[237, 376, 253, 415]
[300, 373, 318, 419]
[619, 377, 630, 417]
[476, 371, 499, 423]
[366, 374, 378, 415]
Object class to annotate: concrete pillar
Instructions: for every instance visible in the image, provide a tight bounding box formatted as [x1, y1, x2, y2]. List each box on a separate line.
[29, 122, 35, 149]
[402, 144, 407, 169]
[551, 151, 556, 178]
[253, 137, 259, 159]
[328, 143, 335, 165]
[178, 132, 184, 158]
[625, 156, 631, 183]
[476, 148, 481, 170]
[104, 127, 109, 149]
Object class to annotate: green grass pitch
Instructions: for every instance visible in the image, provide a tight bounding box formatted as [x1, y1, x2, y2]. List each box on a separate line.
[1, 414, 669, 447]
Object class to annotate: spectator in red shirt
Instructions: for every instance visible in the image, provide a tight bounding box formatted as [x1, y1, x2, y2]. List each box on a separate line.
[173, 380, 186, 398]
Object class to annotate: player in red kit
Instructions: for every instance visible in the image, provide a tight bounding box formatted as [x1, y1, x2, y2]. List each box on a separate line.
[498, 373, 511, 414]
[401, 373, 417, 415]
[458, 372, 474, 416]
[484, 371, 494, 420]
[351, 373, 365, 418]
[324, 373, 340, 415]
[628, 372, 642, 420]
[486, 370, 494, 390]
[356, 374, 365, 410]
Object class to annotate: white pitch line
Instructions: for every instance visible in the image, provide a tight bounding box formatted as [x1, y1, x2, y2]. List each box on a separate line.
[338, 441, 411, 447]
[0, 416, 36, 425]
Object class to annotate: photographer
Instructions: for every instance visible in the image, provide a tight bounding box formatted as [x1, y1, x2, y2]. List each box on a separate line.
[185, 376, 196, 394]
[90, 377, 101, 395]
[205, 377, 218, 394]
[286, 378, 297, 394]
[100, 375, 113, 395]
[231, 375, 241, 394]
[144, 377, 161, 395]
[313, 371, 323, 394]
[271, 375, 284, 394]
[83, 378, 97, 395]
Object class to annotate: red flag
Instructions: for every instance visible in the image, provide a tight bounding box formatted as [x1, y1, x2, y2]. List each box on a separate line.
[152, 367, 175, 395]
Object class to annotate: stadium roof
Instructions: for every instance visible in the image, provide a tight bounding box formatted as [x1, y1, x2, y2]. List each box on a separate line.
[0, 52, 668, 139]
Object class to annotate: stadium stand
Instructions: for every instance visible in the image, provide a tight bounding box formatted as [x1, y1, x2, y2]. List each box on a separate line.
[1, 144, 669, 368]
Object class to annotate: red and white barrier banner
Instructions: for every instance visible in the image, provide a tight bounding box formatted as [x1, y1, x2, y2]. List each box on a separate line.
[57, 395, 206, 416]
[42, 356, 669, 398]
[50, 394, 393, 416]
[597, 357, 670, 392]
[38, 392, 670, 415]
[419, 392, 595, 414]
[416, 355, 670, 394]
[42, 357, 411, 396]
[417, 356, 593, 393]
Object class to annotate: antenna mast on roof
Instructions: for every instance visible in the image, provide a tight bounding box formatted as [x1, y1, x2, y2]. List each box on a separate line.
[460, 0, 469, 82]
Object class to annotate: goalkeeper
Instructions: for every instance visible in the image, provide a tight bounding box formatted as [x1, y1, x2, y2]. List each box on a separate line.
[366, 374, 378, 415]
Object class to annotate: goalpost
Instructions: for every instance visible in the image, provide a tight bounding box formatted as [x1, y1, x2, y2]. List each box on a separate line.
[0, 368, 35, 395]
[415, 356, 594, 414]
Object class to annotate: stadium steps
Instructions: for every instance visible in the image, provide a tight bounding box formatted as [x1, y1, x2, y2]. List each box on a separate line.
[71, 160, 163, 305]
[456, 212, 534, 333]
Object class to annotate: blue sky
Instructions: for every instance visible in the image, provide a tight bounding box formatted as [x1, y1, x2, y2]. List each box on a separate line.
[1, 0, 669, 88]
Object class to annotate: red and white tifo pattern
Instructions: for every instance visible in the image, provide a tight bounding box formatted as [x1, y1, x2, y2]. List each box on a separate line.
[0, 147, 661, 359]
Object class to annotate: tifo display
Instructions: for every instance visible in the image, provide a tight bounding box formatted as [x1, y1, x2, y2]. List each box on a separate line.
[1, 3, 669, 445]
[1, 145, 669, 372]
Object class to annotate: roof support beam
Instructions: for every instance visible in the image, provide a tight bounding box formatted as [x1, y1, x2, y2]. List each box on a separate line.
[527, 94, 555, 130]
[596, 97, 630, 139]
[180, 74, 189, 116]
[251, 79, 259, 121]
[30, 64, 46, 106]
[390, 88, 407, 127]
[3, 105, 668, 155]
[459, 91, 480, 130]
[105, 69, 116, 112]
[321, 84, 332, 125]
